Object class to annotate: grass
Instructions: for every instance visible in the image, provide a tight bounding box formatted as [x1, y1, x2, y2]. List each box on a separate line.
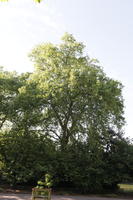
[118, 184, 133, 192]
[117, 183, 133, 198]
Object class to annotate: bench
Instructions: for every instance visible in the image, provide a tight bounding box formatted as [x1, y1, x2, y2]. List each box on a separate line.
[32, 188, 51, 200]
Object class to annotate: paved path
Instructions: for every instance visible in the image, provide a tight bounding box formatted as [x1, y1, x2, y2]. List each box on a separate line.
[0, 193, 127, 200]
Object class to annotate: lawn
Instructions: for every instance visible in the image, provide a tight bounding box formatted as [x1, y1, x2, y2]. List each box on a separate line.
[118, 183, 133, 193]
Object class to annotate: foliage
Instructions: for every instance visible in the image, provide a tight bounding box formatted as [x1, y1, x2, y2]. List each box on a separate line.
[36, 174, 53, 188]
[51, 137, 133, 193]
[0, 130, 55, 185]
[0, 34, 132, 193]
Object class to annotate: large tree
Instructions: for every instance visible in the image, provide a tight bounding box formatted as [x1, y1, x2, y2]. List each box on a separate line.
[0, 34, 129, 191]
[19, 33, 125, 151]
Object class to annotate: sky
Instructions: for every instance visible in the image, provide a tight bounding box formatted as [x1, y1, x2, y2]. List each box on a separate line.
[0, 0, 133, 138]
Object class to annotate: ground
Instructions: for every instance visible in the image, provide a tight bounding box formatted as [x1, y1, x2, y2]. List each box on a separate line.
[0, 193, 127, 200]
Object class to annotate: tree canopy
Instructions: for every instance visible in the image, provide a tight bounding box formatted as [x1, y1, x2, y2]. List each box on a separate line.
[24, 33, 124, 150]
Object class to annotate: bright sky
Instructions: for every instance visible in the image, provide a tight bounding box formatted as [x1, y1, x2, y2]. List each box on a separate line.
[0, 0, 133, 138]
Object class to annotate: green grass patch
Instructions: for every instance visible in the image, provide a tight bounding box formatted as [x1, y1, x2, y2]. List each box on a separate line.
[118, 184, 133, 192]
[117, 183, 133, 197]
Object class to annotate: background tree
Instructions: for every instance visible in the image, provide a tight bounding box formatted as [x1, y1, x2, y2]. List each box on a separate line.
[0, 130, 55, 185]
[0, 67, 22, 130]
